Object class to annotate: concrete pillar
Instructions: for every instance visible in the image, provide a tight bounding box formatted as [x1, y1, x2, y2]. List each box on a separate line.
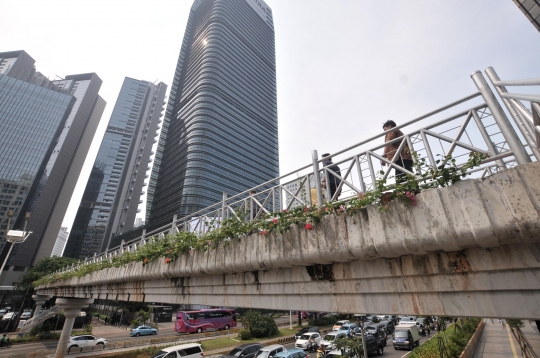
[55, 297, 94, 358]
[32, 294, 52, 313]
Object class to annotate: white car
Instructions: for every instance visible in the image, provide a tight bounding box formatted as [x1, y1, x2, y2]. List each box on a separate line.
[319, 332, 348, 351]
[332, 320, 350, 331]
[295, 332, 322, 349]
[68, 335, 107, 351]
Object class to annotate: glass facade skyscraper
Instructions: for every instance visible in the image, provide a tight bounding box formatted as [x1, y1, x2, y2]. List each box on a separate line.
[147, 0, 279, 231]
[64, 78, 166, 259]
[0, 73, 74, 242]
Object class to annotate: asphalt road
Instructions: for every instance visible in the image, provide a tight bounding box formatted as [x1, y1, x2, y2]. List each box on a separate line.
[5, 318, 433, 357]
[283, 333, 433, 358]
[6, 316, 294, 356]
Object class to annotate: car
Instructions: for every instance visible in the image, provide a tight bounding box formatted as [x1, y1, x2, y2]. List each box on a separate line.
[223, 343, 264, 358]
[294, 327, 319, 339]
[130, 325, 158, 336]
[337, 324, 359, 336]
[365, 315, 380, 323]
[325, 335, 384, 358]
[152, 343, 203, 358]
[415, 318, 425, 326]
[295, 332, 322, 349]
[2, 312, 17, 321]
[399, 316, 415, 323]
[319, 332, 348, 351]
[67, 335, 107, 352]
[254, 344, 286, 358]
[379, 320, 395, 334]
[274, 348, 307, 358]
[21, 312, 33, 319]
[332, 320, 350, 331]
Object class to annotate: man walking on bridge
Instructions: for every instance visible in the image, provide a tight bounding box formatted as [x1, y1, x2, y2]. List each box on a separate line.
[381, 120, 413, 183]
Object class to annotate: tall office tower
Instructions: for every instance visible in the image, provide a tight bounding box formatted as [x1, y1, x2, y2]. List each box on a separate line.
[63, 78, 167, 259]
[0, 72, 75, 266]
[51, 227, 69, 257]
[146, 0, 279, 232]
[512, 0, 540, 32]
[1, 73, 106, 285]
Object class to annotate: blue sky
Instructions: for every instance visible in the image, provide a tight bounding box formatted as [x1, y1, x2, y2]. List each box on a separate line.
[1, 0, 538, 230]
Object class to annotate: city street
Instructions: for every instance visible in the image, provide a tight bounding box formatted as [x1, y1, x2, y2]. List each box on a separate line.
[6, 317, 434, 358]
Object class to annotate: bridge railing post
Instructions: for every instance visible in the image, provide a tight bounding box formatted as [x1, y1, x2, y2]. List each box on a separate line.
[485, 66, 540, 161]
[311, 150, 324, 207]
[471, 70, 531, 165]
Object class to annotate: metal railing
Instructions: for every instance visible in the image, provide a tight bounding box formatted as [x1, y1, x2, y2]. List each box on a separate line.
[49, 67, 539, 278]
[18, 305, 61, 335]
[510, 325, 539, 358]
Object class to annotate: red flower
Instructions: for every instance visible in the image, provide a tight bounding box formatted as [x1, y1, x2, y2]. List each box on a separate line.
[303, 207, 310, 212]
[167, 249, 171, 253]
[164, 258, 171, 264]
[272, 218, 278, 224]
[282, 209, 288, 213]
[381, 193, 392, 204]
[305, 223, 313, 230]
[260, 230, 269, 235]
[143, 258, 148, 263]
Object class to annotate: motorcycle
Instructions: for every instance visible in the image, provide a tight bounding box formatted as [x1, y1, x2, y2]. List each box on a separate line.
[0, 338, 12, 348]
[419, 324, 426, 337]
[307, 340, 318, 353]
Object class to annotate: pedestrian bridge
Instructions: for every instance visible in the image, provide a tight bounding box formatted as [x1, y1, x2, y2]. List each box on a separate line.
[36, 67, 540, 320]
[36, 160, 540, 319]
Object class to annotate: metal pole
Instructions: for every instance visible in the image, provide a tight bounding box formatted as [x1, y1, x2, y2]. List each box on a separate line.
[221, 192, 227, 223]
[0, 241, 14, 274]
[311, 150, 324, 207]
[470, 110, 507, 170]
[361, 320, 367, 358]
[485, 67, 540, 160]
[290, 310, 292, 329]
[471, 70, 531, 165]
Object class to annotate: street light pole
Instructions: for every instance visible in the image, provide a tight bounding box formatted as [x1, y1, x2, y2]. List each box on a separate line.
[0, 212, 32, 273]
[354, 314, 368, 358]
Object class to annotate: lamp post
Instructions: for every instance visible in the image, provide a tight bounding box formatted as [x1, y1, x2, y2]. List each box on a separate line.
[0, 212, 32, 274]
[354, 314, 368, 358]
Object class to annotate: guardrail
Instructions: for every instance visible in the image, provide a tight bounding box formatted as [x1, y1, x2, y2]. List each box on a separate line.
[49, 66, 539, 278]
[510, 325, 539, 358]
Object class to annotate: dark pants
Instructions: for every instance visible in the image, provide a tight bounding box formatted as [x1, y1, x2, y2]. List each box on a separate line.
[395, 159, 414, 183]
[328, 182, 341, 200]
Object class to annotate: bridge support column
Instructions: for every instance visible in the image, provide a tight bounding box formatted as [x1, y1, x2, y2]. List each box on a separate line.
[32, 294, 52, 313]
[54, 297, 94, 358]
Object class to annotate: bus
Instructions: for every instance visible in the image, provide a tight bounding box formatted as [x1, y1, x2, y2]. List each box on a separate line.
[174, 309, 237, 333]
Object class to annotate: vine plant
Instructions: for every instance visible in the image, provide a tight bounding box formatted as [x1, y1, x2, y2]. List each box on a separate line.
[34, 152, 487, 287]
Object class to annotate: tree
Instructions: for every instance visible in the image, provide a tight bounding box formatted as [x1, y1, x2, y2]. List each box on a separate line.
[16, 256, 79, 290]
[136, 309, 150, 325]
[239, 311, 278, 338]
[335, 337, 364, 358]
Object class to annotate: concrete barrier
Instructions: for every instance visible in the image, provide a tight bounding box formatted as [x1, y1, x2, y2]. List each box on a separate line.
[459, 320, 485, 358]
[81, 346, 94, 353]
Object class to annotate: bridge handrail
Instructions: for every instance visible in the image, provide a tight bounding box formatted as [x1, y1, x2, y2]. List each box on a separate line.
[19, 305, 61, 334]
[53, 67, 538, 277]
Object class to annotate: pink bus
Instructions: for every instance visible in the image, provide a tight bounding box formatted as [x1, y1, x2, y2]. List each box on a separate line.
[174, 309, 237, 333]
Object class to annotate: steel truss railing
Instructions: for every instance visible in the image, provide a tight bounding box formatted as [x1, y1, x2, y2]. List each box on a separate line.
[510, 325, 539, 358]
[19, 305, 61, 335]
[52, 67, 539, 277]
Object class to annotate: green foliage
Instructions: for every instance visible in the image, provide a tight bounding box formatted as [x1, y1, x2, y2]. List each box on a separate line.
[334, 337, 364, 358]
[239, 311, 279, 338]
[308, 316, 335, 327]
[136, 309, 150, 324]
[409, 318, 481, 358]
[131, 319, 140, 327]
[238, 328, 252, 340]
[34, 152, 487, 287]
[506, 319, 524, 328]
[17, 256, 79, 289]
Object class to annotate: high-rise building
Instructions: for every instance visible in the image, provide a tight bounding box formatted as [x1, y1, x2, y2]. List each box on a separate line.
[51, 227, 69, 257]
[0, 51, 105, 284]
[512, 0, 540, 32]
[63, 78, 166, 259]
[146, 0, 279, 232]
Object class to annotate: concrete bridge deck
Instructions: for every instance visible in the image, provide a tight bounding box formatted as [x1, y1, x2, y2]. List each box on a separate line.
[36, 160, 540, 319]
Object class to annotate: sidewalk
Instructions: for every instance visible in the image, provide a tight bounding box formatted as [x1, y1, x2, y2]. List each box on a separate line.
[473, 319, 519, 358]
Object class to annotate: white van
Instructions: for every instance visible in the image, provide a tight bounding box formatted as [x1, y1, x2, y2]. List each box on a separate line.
[393, 322, 420, 350]
[152, 343, 203, 358]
